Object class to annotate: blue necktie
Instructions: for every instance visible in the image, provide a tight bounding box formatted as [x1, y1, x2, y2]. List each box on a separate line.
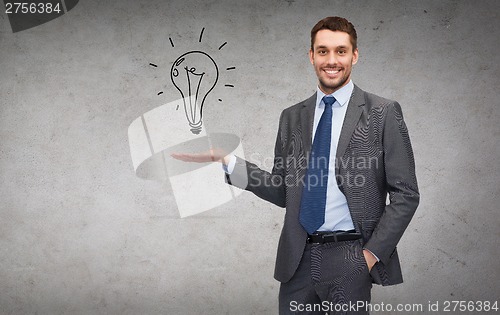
[299, 96, 336, 234]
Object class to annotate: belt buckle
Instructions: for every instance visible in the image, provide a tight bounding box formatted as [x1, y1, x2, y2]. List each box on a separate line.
[323, 232, 338, 243]
[312, 233, 326, 244]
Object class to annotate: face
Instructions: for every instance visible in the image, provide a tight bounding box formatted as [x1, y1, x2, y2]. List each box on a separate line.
[309, 30, 358, 95]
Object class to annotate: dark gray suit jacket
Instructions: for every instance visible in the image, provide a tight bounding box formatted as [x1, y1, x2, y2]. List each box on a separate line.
[227, 85, 419, 286]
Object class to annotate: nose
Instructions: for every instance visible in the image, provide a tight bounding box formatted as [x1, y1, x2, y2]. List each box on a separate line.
[327, 52, 338, 65]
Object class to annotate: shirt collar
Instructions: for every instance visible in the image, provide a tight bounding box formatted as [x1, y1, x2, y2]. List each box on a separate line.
[315, 80, 354, 108]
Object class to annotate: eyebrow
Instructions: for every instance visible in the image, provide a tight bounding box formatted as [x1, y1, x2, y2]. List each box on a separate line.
[315, 45, 349, 49]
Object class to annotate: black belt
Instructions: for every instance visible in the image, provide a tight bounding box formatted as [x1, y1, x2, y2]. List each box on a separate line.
[306, 230, 361, 244]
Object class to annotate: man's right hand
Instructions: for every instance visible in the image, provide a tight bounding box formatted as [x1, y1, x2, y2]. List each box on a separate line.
[171, 148, 230, 165]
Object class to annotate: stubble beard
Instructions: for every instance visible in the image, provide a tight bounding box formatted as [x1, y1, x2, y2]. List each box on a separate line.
[317, 66, 351, 94]
[318, 75, 349, 94]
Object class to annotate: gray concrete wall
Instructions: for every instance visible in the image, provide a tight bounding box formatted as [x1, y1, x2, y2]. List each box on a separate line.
[1, 0, 498, 314]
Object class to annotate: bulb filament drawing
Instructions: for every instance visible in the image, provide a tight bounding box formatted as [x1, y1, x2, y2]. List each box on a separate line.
[170, 51, 219, 134]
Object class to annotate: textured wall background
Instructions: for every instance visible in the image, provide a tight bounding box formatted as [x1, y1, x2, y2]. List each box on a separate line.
[1, 0, 499, 314]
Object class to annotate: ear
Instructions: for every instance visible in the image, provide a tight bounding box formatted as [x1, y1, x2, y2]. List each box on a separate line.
[352, 48, 359, 65]
[309, 49, 314, 65]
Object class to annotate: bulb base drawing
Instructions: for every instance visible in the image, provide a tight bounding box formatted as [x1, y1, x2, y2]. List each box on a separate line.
[189, 123, 202, 135]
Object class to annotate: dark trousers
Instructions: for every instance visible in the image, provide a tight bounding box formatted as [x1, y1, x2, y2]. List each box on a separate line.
[279, 239, 372, 315]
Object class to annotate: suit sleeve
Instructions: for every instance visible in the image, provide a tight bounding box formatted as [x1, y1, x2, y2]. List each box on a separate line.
[364, 102, 420, 264]
[225, 111, 286, 208]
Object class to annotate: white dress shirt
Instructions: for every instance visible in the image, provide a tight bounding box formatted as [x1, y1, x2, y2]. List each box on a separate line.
[313, 81, 354, 232]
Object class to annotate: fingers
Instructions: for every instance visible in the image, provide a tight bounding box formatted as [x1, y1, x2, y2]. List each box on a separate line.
[362, 249, 377, 271]
[171, 153, 200, 162]
[170, 148, 228, 163]
[170, 152, 213, 163]
[171, 153, 194, 162]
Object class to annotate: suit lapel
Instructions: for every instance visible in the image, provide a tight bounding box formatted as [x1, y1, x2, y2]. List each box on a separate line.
[336, 85, 365, 162]
[300, 93, 317, 156]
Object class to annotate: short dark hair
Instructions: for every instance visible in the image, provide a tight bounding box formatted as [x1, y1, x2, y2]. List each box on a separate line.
[310, 16, 357, 51]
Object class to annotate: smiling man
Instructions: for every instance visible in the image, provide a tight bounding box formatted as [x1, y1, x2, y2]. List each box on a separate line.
[173, 16, 419, 315]
[310, 27, 358, 95]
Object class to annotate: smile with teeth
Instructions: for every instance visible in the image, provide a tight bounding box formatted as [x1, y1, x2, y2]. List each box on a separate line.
[324, 68, 342, 75]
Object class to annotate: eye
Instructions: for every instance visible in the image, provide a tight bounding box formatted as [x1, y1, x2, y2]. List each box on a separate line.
[318, 50, 327, 55]
[338, 50, 346, 55]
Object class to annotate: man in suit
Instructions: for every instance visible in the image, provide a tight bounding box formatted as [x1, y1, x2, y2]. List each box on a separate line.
[173, 16, 419, 314]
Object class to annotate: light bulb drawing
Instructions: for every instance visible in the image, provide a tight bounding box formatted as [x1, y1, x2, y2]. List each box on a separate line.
[170, 51, 219, 135]
[149, 27, 235, 134]
[129, 27, 244, 218]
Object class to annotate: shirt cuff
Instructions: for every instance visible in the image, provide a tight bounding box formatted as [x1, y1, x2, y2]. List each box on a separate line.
[222, 154, 236, 174]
